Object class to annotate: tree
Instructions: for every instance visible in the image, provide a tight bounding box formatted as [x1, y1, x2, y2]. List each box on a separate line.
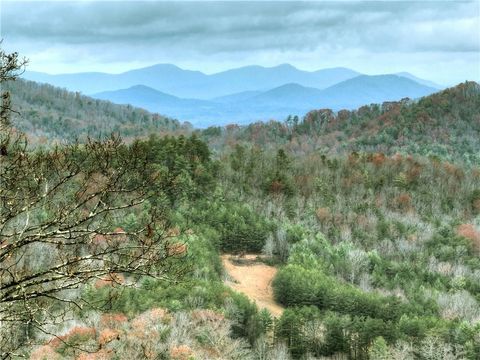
[0, 48, 27, 127]
[369, 336, 391, 360]
[0, 48, 185, 357]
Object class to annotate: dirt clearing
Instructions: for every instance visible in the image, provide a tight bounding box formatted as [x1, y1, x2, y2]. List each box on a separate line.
[221, 254, 284, 317]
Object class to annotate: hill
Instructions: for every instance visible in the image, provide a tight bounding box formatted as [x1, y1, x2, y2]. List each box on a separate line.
[4, 79, 190, 143]
[5, 72, 480, 360]
[94, 85, 214, 113]
[201, 81, 480, 165]
[395, 71, 444, 89]
[23, 64, 361, 99]
[318, 74, 437, 109]
[90, 75, 438, 127]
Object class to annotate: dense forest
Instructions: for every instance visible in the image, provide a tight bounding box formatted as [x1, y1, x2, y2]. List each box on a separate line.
[202, 82, 480, 166]
[1, 51, 480, 359]
[5, 78, 190, 143]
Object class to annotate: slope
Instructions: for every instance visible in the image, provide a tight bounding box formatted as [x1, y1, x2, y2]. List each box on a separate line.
[4, 79, 189, 143]
[90, 75, 439, 126]
[23, 64, 360, 99]
[202, 81, 480, 165]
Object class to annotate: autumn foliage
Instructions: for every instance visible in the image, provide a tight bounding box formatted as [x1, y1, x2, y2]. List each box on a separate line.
[457, 224, 480, 252]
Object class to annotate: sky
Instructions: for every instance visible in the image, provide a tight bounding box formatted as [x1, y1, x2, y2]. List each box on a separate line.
[1, 0, 479, 86]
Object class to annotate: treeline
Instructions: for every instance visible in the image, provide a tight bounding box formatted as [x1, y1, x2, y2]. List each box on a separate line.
[201, 81, 480, 166]
[5, 78, 191, 143]
[5, 68, 480, 359]
[215, 142, 480, 359]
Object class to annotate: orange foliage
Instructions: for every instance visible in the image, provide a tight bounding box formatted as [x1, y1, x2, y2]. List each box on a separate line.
[90, 228, 127, 247]
[371, 152, 386, 167]
[94, 273, 125, 289]
[48, 326, 96, 349]
[92, 234, 107, 244]
[395, 193, 412, 211]
[457, 224, 480, 251]
[170, 345, 194, 360]
[100, 313, 128, 329]
[30, 345, 61, 360]
[130, 308, 169, 339]
[149, 308, 168, 321]
[98, 328, 120, 346]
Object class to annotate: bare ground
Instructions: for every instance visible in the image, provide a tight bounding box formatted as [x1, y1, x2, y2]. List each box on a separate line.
[221, 254, 284, 317]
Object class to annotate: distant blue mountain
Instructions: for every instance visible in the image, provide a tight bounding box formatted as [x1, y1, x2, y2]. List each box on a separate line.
[92, 74, 438, 127]
[395, 72, 444, 89]
[318, 74, 438, 109]
[205, 65, 360, 96]
[24, 64, 360, 99]
[213, 91, 262, 104]
[94, 85, 212, 111]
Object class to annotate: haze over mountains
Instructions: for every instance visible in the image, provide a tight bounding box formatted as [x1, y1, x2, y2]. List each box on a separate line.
[24, 64, 442, 127]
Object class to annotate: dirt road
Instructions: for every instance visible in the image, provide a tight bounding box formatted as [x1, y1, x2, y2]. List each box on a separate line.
[221, 254, 284, 317]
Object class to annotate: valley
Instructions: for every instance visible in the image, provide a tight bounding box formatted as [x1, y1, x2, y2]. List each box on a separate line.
[1, 1, 479, 357]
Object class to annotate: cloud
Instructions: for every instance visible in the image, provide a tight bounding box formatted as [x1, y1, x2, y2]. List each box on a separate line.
[1, 0, 479, 84]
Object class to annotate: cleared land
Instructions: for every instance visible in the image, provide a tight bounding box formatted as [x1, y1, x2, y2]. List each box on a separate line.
[221, 254, 284, 317]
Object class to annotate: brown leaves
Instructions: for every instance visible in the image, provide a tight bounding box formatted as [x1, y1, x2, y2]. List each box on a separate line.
[315, 207, 332, 223]
[395, 193, 412, 212]
[94, 273, 125, 289]
[170, 345, 194, 360]
[457, 224, 480, 252]
[166, 242, 188, 257]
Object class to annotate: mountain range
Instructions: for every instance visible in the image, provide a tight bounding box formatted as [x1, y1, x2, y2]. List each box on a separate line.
[23, 64, 363, 98]
[92, 75, 438, 126]
[23, 64, 442, 126]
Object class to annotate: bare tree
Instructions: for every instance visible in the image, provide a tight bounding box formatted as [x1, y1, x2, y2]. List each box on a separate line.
[0, 48, 186, 357]
[0, 48, 27, 127]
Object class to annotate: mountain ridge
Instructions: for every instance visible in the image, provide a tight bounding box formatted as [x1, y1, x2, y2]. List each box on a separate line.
[91, 74, 438, 126]
[24, 63, 435, 101]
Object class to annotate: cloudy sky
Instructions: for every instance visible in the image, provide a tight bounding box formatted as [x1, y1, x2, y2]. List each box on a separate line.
[1, 0, 479, 86]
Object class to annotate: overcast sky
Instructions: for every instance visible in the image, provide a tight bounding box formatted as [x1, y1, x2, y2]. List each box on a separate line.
[1, 0, 479, 86]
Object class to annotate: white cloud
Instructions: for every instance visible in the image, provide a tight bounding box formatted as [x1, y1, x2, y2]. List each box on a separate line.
[1, 0, 478, 85]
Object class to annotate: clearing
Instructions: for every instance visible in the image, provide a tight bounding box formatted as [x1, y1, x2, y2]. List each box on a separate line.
[221, 254, 284, 317]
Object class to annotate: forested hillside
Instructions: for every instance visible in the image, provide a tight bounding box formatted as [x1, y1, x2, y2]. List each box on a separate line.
[2, 59, 480, 359]
[4, 78, 190, 143]
[203, 81, 480, 165]
[218, 145, 480, 358]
